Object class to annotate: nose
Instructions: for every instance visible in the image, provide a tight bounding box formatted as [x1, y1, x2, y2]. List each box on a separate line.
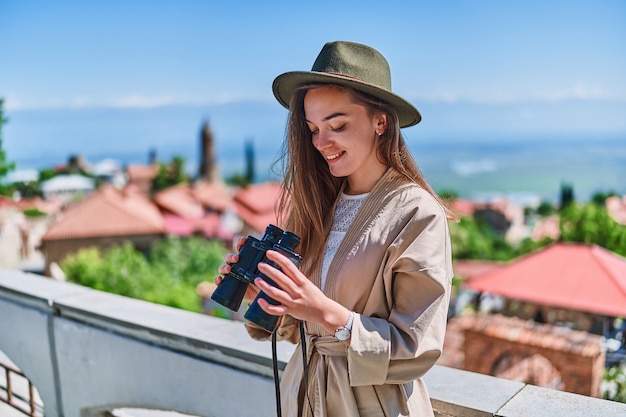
[313, 130, 331, 151]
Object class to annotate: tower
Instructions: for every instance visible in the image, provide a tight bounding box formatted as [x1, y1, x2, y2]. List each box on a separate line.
[199, 120, 221, 183]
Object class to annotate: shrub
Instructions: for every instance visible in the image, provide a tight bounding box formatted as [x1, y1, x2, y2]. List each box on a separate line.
[61, 237, 228, 313]
[602, 363, 626, 403]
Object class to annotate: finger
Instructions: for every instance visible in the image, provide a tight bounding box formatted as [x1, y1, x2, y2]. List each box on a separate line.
[256, 297, 288, 316]
[254, 277, 289, 303]
[218, 264, 232, 275]
[264, 250, 302, 281]
[234, 236, 247, 252]
[257, 262, 300, 295]
[214, 276, 223, 285]
[225, 253, 239, 264]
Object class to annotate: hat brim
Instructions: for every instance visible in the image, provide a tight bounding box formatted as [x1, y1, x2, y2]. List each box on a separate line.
[272, 71, 421, 128]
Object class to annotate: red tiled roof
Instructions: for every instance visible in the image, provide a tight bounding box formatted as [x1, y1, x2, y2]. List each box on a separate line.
[43, 185, 164, 240]
[162, 212, 233, 240]
[0, 195, 15, 208]
[464, 243, 626, 317]
[234, 182, 281, 213]
[232, 182, 282, 233]
[154, 184, 205, 219]
[154, 182, 234, 218]
[453, 260, 503, 281]
[452, 199, 476, 217]
[193, 181, 232, 212]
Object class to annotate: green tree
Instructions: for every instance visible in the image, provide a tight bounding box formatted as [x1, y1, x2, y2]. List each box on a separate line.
[244, 138, 255, 184]
[0, 99, 16, 196]
[151, 156, 188, 192]
[591, 191, 617, 206]
[438, 189, 459, 200]
[149, 237, 226, 285]
[13, 181, 43, 198]
[39, 167, 59, 182]
[559, 182, 575, 210]
[559, 203, 626, 256]
[226, 140, 256, 187]
[449, 216, 516, 261]
[61, 237, 228, 313]
[535, 201, 556, 217]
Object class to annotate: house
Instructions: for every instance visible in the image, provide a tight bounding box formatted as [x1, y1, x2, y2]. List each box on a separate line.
[606, 195, 626, 225]
[125, 164, 158, 195]
[37, 177, 285, 276]
[40, 174, 95, 203]
[452, 197, 529, 244]
[40, 184, 165, 275]
[462, 242, 626, 332]
[438, 243, 626, 397]
[231, 182, 282, 236]
[153, 182, 234, 241]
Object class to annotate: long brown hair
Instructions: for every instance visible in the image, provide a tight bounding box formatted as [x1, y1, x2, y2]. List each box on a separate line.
[273, 84, 455, 273]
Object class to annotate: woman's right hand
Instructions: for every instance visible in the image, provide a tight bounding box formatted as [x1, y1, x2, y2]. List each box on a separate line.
[215, 236, 260, 302]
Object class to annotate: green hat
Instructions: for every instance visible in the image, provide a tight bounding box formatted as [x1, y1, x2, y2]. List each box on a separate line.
[272, 41, 421, 128]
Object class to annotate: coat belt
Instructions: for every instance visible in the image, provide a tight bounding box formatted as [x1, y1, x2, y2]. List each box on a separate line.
[297, 334, 347, 417]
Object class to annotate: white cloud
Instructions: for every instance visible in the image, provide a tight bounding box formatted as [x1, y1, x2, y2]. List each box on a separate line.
[112, 95, 180, 108]
[527, 82, 612, 102]
[3, 82, 622, 112]
[2, 92, 274, 111]
[416, 82, 622, 104]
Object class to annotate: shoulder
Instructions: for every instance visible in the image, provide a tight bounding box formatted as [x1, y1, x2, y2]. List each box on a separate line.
[372, 169, 444, 213]
[384, 181, 446, 220]
[362, 181, 448, 246]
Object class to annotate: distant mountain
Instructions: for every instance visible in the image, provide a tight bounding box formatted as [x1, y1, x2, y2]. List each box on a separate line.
[4, 99, 625, 201]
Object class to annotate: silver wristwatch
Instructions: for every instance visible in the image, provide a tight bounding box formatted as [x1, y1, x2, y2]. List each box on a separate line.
[334, 311, 354, 342]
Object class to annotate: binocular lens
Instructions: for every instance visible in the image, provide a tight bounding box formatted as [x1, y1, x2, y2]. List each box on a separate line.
[210, 276, 248, 312]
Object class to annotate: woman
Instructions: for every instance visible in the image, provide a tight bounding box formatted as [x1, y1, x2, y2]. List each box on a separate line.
[218, 40, 454, 417]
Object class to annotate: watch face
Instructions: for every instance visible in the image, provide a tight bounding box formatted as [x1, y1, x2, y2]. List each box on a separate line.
[335, 328, 351, 341]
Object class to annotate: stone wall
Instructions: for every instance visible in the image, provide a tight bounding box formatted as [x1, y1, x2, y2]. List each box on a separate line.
[462, 314, 605, 397]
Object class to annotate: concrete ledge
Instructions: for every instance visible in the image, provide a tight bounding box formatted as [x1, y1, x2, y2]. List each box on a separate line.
[424, 366, 525, 416]
[498, 384, 625, 417]
[2, 268, 626, 417]
[0, 268, 294, 375]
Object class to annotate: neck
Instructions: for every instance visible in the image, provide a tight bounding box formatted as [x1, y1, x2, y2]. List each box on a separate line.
[345, 164, 388, 195]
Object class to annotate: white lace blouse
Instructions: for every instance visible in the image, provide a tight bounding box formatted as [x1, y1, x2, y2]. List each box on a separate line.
[321, 192, 368, 290]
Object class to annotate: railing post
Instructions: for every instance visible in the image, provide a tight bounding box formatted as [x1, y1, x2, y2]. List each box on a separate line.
[6, 367, 12, 403]
[29, 382, 36, 417]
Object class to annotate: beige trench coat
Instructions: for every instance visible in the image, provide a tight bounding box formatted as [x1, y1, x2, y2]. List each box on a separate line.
[247, 168, 453, 417]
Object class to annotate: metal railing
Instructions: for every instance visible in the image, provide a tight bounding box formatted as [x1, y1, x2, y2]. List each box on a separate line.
[0, 360, 43, 417]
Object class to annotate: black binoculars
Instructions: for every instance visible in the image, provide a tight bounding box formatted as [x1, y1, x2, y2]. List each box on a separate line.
[211, 224, 302, 332]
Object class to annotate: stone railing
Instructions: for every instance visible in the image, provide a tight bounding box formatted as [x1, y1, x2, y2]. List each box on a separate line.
[1, 269, 625, 417]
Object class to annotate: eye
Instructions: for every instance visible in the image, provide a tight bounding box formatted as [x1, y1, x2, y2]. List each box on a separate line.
[331, 124, 346, 132]
[307, 123, 319, 135]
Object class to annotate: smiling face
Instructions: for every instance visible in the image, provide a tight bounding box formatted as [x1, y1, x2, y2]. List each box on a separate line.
[304, 86, 388, 194]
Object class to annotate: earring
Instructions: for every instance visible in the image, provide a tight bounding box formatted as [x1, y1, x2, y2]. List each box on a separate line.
[377, 131, 383, 136]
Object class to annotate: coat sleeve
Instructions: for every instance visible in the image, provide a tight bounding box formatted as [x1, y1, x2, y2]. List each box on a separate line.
[347, 204, 452, 386]
[245, 314, 302, 344]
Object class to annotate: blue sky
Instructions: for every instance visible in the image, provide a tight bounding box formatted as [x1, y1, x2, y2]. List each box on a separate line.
[1, 0, 625, 183]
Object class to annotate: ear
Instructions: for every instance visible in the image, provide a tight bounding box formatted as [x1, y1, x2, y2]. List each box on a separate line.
[375, 114, 388, 135]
